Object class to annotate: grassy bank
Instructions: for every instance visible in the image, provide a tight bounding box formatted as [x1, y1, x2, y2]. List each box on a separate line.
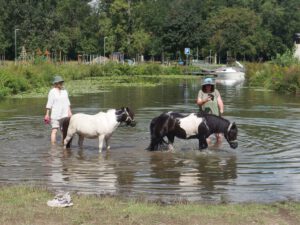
[1, 185, 300, 225]
[1, 60, 300, 98]
[246, 51, 300, 94]
[0, 62, 185, 98]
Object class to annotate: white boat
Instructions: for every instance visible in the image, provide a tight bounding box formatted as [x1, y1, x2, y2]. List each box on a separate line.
[214, 61, 245, 86]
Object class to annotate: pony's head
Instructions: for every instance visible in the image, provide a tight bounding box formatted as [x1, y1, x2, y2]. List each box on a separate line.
[224, 122, 238, 149]
[117, 107, 136, 127]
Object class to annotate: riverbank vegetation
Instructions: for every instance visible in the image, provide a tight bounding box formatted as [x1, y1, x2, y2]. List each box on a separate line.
[1, 58, 300, 98]
[0, 62, 185, 98]
[1, 185, 300, 225]
[247, 50, 300, 94]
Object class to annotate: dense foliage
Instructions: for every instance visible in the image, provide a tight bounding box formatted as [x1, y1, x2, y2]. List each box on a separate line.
[1, 0, 300, 62]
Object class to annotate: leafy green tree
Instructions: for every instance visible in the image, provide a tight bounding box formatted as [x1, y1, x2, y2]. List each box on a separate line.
[54, 0, 93, 58]
[109, 0, 131, 55]
[205, 7, 264, 61]
[161, 0, 205, 59]
[129, 29, 150, 56]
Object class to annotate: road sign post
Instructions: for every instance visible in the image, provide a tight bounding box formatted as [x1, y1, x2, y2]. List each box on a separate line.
[184, 48, 190, 65]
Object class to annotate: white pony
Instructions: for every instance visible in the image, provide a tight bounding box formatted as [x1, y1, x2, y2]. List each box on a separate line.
[61, 107, 135, 152]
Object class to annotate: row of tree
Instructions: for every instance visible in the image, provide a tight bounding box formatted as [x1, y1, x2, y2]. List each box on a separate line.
[0, 0, 300, 62]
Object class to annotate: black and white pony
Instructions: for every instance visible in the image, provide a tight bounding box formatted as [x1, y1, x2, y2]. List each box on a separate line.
[146, 111, 238, 151]
[61, 107, 135, 152]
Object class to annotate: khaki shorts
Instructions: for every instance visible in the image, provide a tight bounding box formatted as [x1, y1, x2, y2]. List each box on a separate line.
[51, 119, 60, 129]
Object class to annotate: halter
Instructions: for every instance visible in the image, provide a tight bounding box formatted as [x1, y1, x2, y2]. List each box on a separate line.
[227, 122, 233, 133]
[225, 122, 237, 143]
[123, 108, 133, 122]
[203, 119, 210, 132]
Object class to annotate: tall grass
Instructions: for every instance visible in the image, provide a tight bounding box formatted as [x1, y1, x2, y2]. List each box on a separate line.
[0, 62, 184, 98]
[246, 51, 300, 94]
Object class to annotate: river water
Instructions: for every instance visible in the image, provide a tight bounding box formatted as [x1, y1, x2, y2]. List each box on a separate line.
[0, 78, 300, 203]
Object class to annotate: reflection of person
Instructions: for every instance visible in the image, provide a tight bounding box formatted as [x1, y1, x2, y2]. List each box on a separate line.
[196, 77, 224, 143]
[44, 75, 72, 144]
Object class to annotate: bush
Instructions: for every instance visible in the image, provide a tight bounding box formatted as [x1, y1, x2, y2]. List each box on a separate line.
[247, 62, 300, 94]
[273, 66, 300, 93]
[0, 70, 29, 95]
[272, 49, 300, 67]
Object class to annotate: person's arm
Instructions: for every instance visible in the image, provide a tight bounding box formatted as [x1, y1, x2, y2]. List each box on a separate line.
[196, 95, 212, 106]
[44, 108, 51, 123]
[217, 95, 224, 115]
[68, 106, 72, 117]
[45, 90, 54, 122]
[196, 90, 212, 106]
[66, 91, 72, 117]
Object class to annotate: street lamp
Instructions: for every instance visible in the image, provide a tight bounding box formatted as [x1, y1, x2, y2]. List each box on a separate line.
[14, 28, 20, 65]
[104, 36, 107, 57]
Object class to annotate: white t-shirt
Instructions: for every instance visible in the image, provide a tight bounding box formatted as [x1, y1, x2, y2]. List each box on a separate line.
[46, 88, 71, 120]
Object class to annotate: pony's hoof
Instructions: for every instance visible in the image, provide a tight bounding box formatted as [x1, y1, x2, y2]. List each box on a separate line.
[106, 146, 111, 150]
[199, 145, 208, 150]
[167, 144, 175, 152]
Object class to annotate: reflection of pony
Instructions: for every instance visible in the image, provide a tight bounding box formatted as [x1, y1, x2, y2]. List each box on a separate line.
[61, 107, 135, 152]
[146, 112, 238, 151]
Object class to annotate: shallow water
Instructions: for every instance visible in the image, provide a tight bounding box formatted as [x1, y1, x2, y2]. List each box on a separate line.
[0, 78, 300, 203]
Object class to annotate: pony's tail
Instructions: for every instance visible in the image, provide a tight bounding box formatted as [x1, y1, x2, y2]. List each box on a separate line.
[146, 136, 168, 151]
[59, 117, 72, 148]
[146, 114, 170, 151]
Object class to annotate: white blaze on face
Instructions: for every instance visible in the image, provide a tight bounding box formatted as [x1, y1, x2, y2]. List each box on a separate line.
[178, 114, 203, 138]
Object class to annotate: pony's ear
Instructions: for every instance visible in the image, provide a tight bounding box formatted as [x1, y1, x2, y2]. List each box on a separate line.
[232, 122, 237, 129]
[126, 107, 134, 116]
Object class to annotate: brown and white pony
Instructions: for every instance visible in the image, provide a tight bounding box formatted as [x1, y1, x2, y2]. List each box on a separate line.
[146, 111, 238, 151]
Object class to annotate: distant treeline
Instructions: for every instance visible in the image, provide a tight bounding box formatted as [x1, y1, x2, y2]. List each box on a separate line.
[0, 0, 300, 62]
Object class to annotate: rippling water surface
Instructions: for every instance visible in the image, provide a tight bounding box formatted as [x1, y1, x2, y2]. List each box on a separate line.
[0, 78, 300, 203]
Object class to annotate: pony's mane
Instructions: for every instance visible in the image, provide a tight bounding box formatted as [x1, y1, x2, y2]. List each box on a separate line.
[168, 112, 188, 118]
[196, 111, 228, 121]
[200, 113, 230, 133]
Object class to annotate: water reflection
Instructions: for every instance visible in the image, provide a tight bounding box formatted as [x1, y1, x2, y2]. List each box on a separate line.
[47, 145, 118, 194]
[0, 78, 300, 203]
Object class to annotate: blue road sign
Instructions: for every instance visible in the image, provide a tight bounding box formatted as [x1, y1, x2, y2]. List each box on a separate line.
[184, 48, 190, 55]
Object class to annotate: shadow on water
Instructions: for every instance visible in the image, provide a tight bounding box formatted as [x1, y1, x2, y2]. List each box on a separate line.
[0, 78, 300, 203]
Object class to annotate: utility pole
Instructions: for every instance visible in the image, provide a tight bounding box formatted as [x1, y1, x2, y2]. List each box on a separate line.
[14, 28, 20, 65]
[104, 36, 107, 57]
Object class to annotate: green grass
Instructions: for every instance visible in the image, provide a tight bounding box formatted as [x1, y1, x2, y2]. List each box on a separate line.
[1, 185, 300, 225]
[0, 62, 188, 98]
[11, 74, 199, 98]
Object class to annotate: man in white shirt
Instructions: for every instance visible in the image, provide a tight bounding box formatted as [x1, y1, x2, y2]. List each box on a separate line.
[44, 75, 72, 144]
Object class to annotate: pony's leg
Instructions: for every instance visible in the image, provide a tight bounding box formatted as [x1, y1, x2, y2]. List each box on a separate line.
[64, 130, 75, 149]
[198, 136, 208, 150]
[105, 134, 112, 150]
[168, 143, 174, 151]
[198, 123, 210, 150]
[167, 135, 175, 151]
[64, 135, 73, 149]
[78, 135, 84, 148]
[98, 134, 105, 153]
